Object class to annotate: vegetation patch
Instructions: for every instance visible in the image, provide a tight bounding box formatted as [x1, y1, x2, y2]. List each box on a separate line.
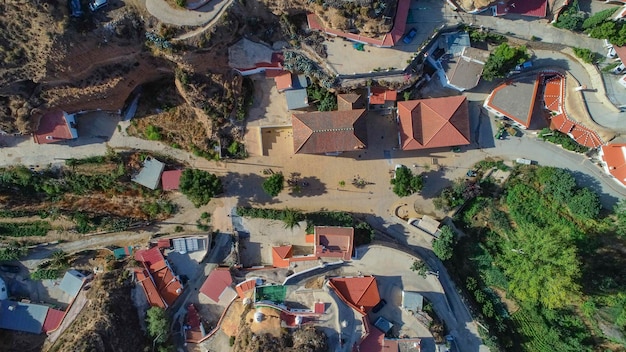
[390, 165, 424, 197]
[447, 163, 624, 350]
[482, 44, 530, 81]
[539, 128, 590, 153]
[0, 221, 51, 238]
[179, 168, 223, 207]
[262, 173, 285, 197]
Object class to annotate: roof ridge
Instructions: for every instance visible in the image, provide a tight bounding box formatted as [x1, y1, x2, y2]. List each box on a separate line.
[355, 276, 375, 306]
[421, 98, 463, 144]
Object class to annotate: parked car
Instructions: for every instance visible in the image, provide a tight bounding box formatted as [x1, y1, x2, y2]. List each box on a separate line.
[514, 61, 533, 71]
[466, 170, 477, 177]
[0, 264, 20, 273]
[89, 0, 108, 12]
[372, 299, 387, 313]
[607, 46, 617, 59]
[613, 63, 625, 75]
[515, 158, 534, 165]
[403, 28, 418, 44]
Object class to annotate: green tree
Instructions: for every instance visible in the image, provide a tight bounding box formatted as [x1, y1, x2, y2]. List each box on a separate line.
[281, 207, 303, 229]
[51, 250, 69, 269]
[567, 188, 600, 219]
[482, 43, 530, 81]
[410, 259, 428, 278]
[179, 169, 223, 207]
[540, 167, 576, 203]
[262, 173, 284, 197]
[432, 225, 455, 261]
[146, 307, 170, 345]
[553, 0, 585, 31]
[582, 7, 618, 30]
[615, 199, 626, 236]
[391, 166, 424, 197]
[502, 223, 581, 309]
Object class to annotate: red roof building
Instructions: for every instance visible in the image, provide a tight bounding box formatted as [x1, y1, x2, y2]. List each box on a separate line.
[292, 109, 368, 154]
[200, 268, 234, 303]
[307, 0, 409, 47]
[274, 71, 293, 92]
[42, 308, 65, 334]
[161, 170, 183, 191]
[272, 245, 294, 268]
[135, 247, 183, 308]
[328, 276, 381, 315]
[33, 110, 79, 144]
[497, 0, 547, 18]
[397, 96, 470, 150]
[369, 88, 398, 105]
[600, 144, 626, 187]
[338, 93, 365, 111]
[314, 226, 353, 261]
[236, 279, 257, 299]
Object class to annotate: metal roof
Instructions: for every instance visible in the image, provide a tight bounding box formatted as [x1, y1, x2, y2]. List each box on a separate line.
[401, 291, 424, 312]
[0, 300, 49, 334]
[132, 157, 165, 190]
[172, 237, 208, 253]
[285, 89, 309, 110]
[59, 269, 85, 298]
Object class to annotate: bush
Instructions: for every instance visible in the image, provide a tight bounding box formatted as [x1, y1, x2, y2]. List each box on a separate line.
[146, 307, 170, 345]
[582, 7, 619, 30]
[30, 269, 61, 280]
[0, 246, 27, 261]
[179, 169, 223, 207]
[553, 0, 585, 31]
[262, 173, 284, 197]
[175, 0, 186, 7]
[0, 221, 51, 237]
[482, 44, 529, 81]
[539, 128, 589, 153]
[572, 47, 597, 64]
[390, 166, 424, 197]
[144, 125, 162, 141]
[432, 225, 455, 261]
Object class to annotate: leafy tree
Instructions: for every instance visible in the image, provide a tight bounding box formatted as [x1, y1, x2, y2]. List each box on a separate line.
[0, 246, 27, 261]
[146, 307, 170, 345]
[390, 166, 424, 197]
[567, 188, 601, 219]
[572, 47, 597, 64]
[410, 259, 428, 278]
[179, 169, 223, 207]
[553, 0, 585, 31]
[502, 223, 581, 309]
[582, 7, 619, 30]
[281, 207, 303, 229]
[262, 173, 284, 197]
[615, 199, 626, 236]
[540, 167, 575, 203]
[51, 250, 69, 269]
[432, 225, 455, 261]
[482, 44, 529, 81]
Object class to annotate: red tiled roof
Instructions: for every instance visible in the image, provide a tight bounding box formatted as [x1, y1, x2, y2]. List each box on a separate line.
[328, 276, 380, 315]
[398, 96, 470, 150]
[272, 245, 293, 268]
[42, 308, 65, 333]
[506, 0, 547, 17]
[34, 110, 76, 144]
[136, 269, 167, 308]
[236, 279, 257, 299]
[570, 124, 603, 148]
[157, 239, 172, 248]
[315, 302, 325, 314]
[550, 113, 575, 134]
[615, 46, 626, 63]
[307, 0, 409, 47]
[161, 170, 183, 191]
[369, 88, 398, 105]
[543, 74, 563, 112]
[338, 93, 364, 111]
[135, 247, 165, 267]
[292, 109, 368, 154]
[601, 144, 626, 186]
[314, 226, 353, 261]
[274, 71, 293, 91]
[200, 268, 233, 303]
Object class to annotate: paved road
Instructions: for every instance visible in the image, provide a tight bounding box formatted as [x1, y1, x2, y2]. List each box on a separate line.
[146, 0, 230, 26]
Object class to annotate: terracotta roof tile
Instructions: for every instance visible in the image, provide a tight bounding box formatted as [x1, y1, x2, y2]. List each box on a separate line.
[274, 71, 293, 91]
[601, 144, 626, 186]
[370, 88, 397, 105]
[292, 109, 368, 154]
[34, 110, 78, 144]
[200, 268, 233, 303]
[398, 96, 470, 150]
[236, 279, 257, 299]
[506, 0, 547, 17]
[338, 94, 364, 111]
[314, 226, 353, 261]
[328, 276, 380, 314]
[135, 269, 166, 308]
[272, 245, 293, 268]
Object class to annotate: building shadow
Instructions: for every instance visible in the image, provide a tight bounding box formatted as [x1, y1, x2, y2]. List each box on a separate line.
[223, 172, 279, 206]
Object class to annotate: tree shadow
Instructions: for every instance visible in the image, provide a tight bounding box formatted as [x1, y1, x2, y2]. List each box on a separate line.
[420, 167, 453, 200]
[569, 170, 620, 210]
[223, 172, 279, 206]
[287, 175, 327, 198]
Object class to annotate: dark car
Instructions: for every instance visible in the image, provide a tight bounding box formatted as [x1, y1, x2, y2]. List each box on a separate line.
[0, 264, 20, 273]
[372, 299, 387, 313]
[403, 28, 418, 44]
[466, 170, 477, 177]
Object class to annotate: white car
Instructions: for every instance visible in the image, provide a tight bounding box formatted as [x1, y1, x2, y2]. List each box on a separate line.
[607, 47, 617, 59]
[614, 63, 626, 75]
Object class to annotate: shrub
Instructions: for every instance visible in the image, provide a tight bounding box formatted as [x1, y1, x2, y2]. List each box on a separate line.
[262, 173, 284, 197]
[432, 225, 455, 261]
[390, 166, 424, 197]
[572, 47, 596, 64]
[179, 169, 223, 207]
[144, 125, 162, 141]
[30, 269, 60, 280]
